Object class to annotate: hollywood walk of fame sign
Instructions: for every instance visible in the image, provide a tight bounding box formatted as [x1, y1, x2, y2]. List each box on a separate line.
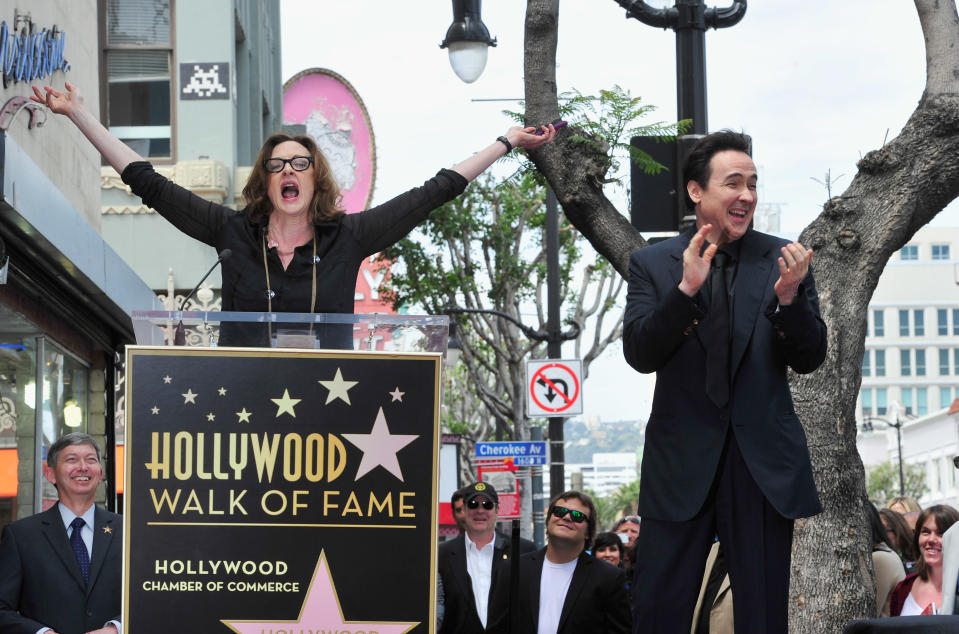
[123, 346, 441, 632]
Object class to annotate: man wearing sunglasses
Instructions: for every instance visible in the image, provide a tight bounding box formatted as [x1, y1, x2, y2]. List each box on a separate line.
[512, 491, 630, 633]
[437, 482, 535, 634]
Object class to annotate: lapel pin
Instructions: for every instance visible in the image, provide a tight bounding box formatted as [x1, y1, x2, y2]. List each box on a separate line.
[103, 526, 113, 534]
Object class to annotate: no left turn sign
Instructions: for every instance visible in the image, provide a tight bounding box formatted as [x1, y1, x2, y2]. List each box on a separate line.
[526, 359, 583, 417]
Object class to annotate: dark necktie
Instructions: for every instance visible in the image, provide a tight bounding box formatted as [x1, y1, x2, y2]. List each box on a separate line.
[70, 517, 90, 583]
[706, 251, 730, 408]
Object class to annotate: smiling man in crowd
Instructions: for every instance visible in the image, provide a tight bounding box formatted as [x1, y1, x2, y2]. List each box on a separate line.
[0, 432, 123, 634]
[514, 490, 630, 633]
[437, 482, 535, 633]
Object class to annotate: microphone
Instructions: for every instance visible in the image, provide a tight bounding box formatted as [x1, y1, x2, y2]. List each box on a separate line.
[174, 249, 232, 345]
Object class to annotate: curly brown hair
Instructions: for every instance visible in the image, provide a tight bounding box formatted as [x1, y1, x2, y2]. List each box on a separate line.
[242, 133, 344, 224]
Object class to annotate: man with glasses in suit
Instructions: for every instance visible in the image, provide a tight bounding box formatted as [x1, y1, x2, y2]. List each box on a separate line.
[514, 490, 631, 633]
[437, 482, 535, 633]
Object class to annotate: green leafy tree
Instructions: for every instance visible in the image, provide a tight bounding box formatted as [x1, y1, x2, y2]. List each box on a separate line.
[866, 461, 929, 506]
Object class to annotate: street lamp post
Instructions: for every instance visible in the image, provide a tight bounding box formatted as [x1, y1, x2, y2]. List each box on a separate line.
[862, 413, 906, 496]
[440, 0, 497, 84]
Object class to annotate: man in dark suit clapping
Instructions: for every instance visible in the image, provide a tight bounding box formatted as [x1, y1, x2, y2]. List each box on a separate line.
[623, 130, 827, 633]
[0, 433, 122, 634]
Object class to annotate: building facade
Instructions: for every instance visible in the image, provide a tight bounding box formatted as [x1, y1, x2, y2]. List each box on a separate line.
[0, 0, 159, 530]
[99, 0, 283, 306]
[857, 226, 959, 507]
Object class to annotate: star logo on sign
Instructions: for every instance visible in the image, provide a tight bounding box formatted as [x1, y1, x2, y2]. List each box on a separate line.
[182, 389, 197, 404]
[221, 551, 416, 634]
[206, 413, 216, 422]
[162, 375, 172, 384]
[236, 408, 252, 423]
[389, 387, 405, 402]
[271, 389, 301, 418]
[342, 407, 418, 482]
[150, 406, 159, 415]
[318, 368, 358, 405]
[218, 387, 227, 396]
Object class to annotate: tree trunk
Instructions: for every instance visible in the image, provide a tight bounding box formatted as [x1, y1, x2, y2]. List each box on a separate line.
[522, 0, 959, 630]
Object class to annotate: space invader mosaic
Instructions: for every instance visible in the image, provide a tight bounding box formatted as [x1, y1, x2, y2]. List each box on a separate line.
[179, 62, 230, 100]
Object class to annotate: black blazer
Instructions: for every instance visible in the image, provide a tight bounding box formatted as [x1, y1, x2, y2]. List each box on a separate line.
[513, 549, 631, 634]
[0, 503, 123, 634]
[438, 531, 536, 634]
[623, 228, 826, 521]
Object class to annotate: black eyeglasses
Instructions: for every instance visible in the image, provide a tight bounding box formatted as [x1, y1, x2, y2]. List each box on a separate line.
[263, 156, 313, 173]
[467, 498, 494, 510]
[550, 505, 589, 523]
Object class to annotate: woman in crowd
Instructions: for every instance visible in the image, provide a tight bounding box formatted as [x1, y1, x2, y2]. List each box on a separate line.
[869, 504, 906, 617]
[880, 507, 919, 574]
[889, 504, 959, 616]
[888, 496, 922, 516]
[592, 532, 625, 568]
[31, 82, 556, 344]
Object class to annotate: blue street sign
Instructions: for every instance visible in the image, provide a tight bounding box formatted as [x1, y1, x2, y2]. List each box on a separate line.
[475, 441, 547, 465]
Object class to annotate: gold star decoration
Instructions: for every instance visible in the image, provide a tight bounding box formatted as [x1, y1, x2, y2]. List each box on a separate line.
[206, 413, 216, 422]
[236, 408, 252, 423]
[182, 389, 197, 404]
[389, 387, 405, 402]
[271, 389, 301, 418]
[218, 387, 227, 396]
[103, 526, 112, 534]
[318, 368, 358, 405]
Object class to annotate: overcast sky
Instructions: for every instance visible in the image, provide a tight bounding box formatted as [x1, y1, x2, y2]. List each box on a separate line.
[281, 1, 958, 423]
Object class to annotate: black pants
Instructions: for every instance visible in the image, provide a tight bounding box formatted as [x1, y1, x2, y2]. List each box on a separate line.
[632, 431, 794, 634]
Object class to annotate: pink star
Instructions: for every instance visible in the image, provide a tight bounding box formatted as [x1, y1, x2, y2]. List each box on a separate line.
[221, 551, 417, 633]
[342, 407, 418, 482]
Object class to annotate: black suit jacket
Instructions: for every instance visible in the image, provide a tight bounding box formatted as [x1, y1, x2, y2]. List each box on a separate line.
[513, 549, 630, 634]
[438, 531, 536, 634]
[623, 228, 826, 521]
[0, 503, 123, 634]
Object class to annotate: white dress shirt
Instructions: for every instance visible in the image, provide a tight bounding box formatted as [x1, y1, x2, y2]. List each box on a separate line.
[465, 532, 497, 628]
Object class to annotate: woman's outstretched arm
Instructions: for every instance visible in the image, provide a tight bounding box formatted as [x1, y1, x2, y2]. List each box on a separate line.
[31, 81, 142, 173]
[450, 124, 556, 182]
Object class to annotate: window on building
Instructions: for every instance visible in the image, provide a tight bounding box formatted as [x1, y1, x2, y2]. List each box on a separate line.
[955, 348, 959, 374]
[942, 386, 954, 410]
[103, 0, 173, 159]
[932, 244, 951, 260]
[900, 245, 918, 260]
[902, 388, 913, 416]
[939, 309, 949, 336]
[862, 350, 871, 377]
[875, 350, 886, 377]
[877, 389, 888, 416]
[914, 309, 924, 336]
[917, 388, 928, 416]
[954, 309, 959, 336]
[899, 310, 910, 336]
[900, 349, 911, 376]
[861, 389, 872, 417]
[941, 348, 951, 375]
[916, 349, 926, 376]
[873, 310, 884, 337]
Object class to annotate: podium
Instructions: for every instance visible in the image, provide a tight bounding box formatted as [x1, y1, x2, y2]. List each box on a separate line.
[123, 311, 448, 632]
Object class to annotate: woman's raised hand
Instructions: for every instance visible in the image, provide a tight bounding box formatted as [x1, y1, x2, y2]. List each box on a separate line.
[30, 80, 83, 117]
